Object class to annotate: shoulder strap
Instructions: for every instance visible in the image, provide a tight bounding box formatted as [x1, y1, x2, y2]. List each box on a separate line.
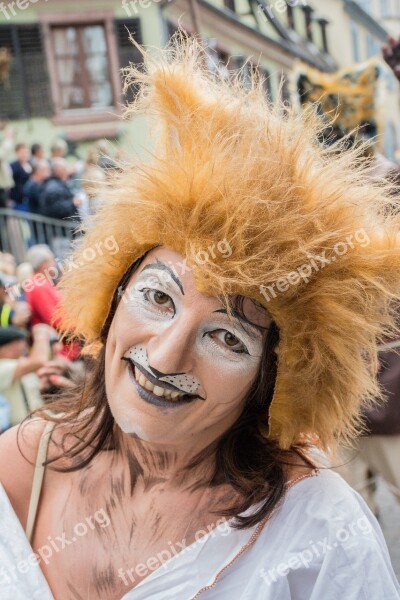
[25, 420, 56, 543]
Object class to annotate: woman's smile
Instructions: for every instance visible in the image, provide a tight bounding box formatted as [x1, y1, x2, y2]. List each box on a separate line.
[123, 356, 202, 409]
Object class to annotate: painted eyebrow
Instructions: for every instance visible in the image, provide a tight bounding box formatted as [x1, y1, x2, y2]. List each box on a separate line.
[213, 308, 265, 336]
[140, 261, 185, 295]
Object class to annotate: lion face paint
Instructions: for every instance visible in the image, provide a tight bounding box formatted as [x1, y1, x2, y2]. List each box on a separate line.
[104, 247, 269, 449]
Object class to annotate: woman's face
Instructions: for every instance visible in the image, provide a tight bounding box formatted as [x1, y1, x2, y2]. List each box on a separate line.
[105, 248, 270, 449]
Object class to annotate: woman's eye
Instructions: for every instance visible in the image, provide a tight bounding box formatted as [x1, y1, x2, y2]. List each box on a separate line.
[211, 330, 248, 354]
[143, 289, 174, 311]
[152, 291, 170, 305]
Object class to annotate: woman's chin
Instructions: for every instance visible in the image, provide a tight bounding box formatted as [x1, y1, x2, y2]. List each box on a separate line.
[113, 412, 177, 444]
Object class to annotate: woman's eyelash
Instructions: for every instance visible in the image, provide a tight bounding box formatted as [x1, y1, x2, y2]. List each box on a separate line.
[139, 288, 175, 312]
[205, 331, 249, 355]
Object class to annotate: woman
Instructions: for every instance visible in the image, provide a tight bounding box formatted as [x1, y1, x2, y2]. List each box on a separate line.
[1, 39, 400, 599]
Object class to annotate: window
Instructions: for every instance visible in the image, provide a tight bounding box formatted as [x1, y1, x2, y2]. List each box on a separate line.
[0, 24, 53, 119]
[379, 0, 390, 17]
[286, 4, 295, 30]
[280, 72, 291, 106]
[115, 18, 143, 104]
[223, 0, 236, 11]
[366, 32, 379, 57]
[204, 39, 231, 79]
[351, 21, 361, 62]
[357, 0, 371, 12]
[258, 66, 272, 101]
[39, 12, 142, 123]
[301, 6, 314, 43]
[316, 17, 329, 54]
[52, 25, 113, 111]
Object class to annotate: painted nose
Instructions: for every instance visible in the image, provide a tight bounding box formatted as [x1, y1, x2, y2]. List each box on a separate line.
[148, 366, 186, 379]
[147, 318, 196, 380]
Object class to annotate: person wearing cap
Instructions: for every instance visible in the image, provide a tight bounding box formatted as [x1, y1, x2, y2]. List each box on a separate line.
[0, 324, 52, 428]
[0, 39, 400, 599]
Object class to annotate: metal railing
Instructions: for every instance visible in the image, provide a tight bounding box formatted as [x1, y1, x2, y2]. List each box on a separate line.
[0, 208, 79, 263]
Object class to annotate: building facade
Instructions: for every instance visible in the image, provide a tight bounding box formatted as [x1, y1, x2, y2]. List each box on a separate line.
[0, 0, 336, 157]
[315, 0, 400, 160]
[355, 0, 400, 35]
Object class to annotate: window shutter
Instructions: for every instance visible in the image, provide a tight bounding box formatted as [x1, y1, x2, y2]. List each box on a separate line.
[0, 24, 53, 120]
[20, 25, 53, 117]
[114, 18, 143, 104]
[0, 26, 24, 119]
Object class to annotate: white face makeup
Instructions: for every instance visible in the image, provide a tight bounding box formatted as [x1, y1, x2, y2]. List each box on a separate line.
[104, 248, 271, 449]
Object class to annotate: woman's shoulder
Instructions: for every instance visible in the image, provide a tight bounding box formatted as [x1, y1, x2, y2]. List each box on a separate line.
[283, 467, 376, 523]
[0, 419, 49, 529]
[249, 469, 400, 599]
[259, 466, 390, 563]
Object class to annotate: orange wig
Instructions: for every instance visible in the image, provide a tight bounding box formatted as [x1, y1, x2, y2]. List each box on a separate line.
[58, 38, 400, 452]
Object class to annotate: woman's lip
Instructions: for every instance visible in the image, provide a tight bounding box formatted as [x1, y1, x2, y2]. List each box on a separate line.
[125, 360, 197, 409]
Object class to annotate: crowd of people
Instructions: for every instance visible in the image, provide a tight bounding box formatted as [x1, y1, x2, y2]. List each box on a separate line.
[0, 131, 119, 220]
[0, 245, 83, 435]
[0, 133, 123, 434]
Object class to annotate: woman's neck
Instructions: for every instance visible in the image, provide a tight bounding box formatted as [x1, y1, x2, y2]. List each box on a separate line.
[116, 429, 218, 491]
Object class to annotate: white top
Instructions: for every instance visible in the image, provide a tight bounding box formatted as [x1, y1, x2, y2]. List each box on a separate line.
[0, 469, 399, 599]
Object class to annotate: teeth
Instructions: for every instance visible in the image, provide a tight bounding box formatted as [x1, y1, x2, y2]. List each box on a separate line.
[133, 366, 186, 401]
[153, 386, 165, 397]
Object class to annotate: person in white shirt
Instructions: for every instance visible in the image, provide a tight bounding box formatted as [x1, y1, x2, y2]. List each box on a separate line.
[0, 325, 53, 427]
[0, 37, 400, 600]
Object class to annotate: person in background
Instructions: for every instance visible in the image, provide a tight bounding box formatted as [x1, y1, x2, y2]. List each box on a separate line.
[0, 324, 53, 427]
[24, 245, 61, 325]
[0, 251, 16, 277]
[0, 392, 10, 433]
[382, 35, 400, 81]
[31, 143, 45, 162]
[39, 158, 80, 221]
[50, 138, 67, 162]
[24, 245, 80, 360]
[96, 138, 119, 173]
[338, 36, 400, 515]
[0, 124, 14, 209]
[15, 262, 33, 301]
[0, 274, 31, 329]
[23, 159, 50, 215]
[9, 143, 32, 209]
[80, 145, 106, 215]
[37, 352, 86, 394]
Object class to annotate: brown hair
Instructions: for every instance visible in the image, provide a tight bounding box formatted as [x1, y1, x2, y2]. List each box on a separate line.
[35, 258, 315, 529]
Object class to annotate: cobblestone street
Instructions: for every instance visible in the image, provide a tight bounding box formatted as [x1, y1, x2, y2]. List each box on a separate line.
[377, 479, 400, 582]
